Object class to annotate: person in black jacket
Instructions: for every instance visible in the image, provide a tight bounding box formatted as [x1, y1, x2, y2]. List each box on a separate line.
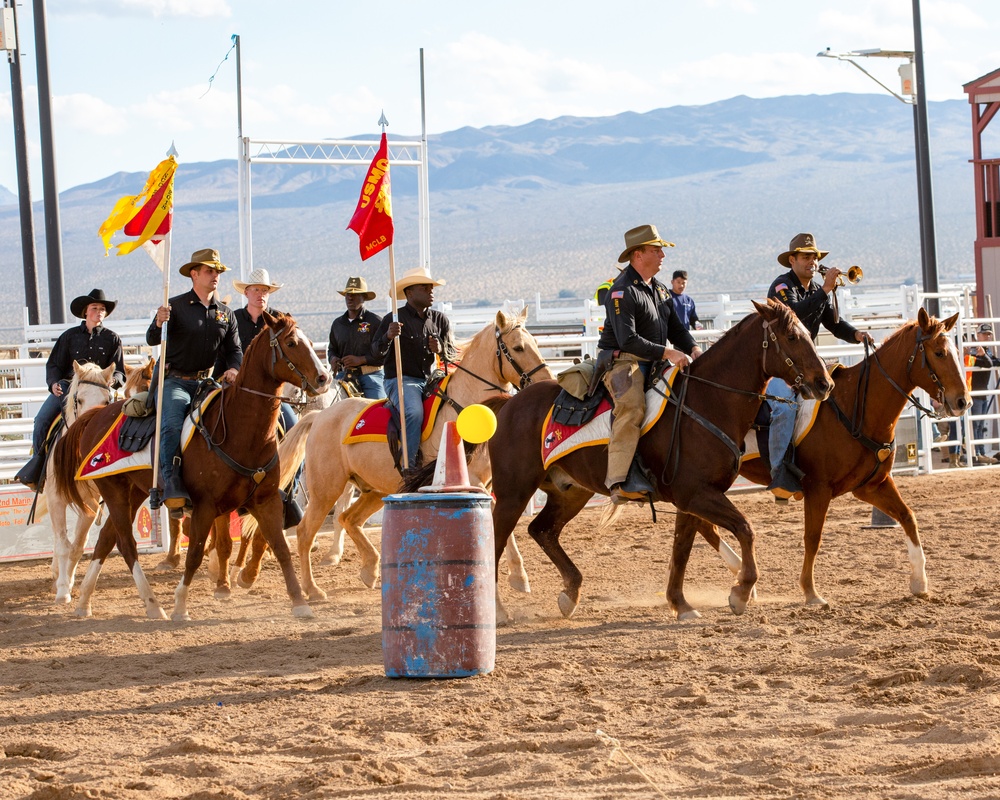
[147, 248, 241, 512]
[766, 233, 873, 501]
[328, 276, 385, 399]
[370, 266, 455, 470]
[597, 224, 702, 505]
[15, 289, 126, 490]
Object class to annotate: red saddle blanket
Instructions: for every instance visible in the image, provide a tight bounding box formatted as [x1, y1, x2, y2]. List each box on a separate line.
[342, 376, 449, 446]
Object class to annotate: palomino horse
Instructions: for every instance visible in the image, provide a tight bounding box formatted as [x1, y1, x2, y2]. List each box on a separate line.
[243, 308, 553, 602]
[54, 311, 330, 620]
[488, 299, 834, 623]
[46, 358, 153, 604]
[693, 308, 970, 606]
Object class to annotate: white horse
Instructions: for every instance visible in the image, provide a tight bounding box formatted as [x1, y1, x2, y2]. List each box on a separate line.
[45, 359, 150, 604]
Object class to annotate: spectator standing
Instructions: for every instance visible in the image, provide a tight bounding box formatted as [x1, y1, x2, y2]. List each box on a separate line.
[668, 270, 700, 330]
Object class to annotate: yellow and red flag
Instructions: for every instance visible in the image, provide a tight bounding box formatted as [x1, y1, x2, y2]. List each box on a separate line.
[347, 133, 393, 260]
[98, 155, 176, 266]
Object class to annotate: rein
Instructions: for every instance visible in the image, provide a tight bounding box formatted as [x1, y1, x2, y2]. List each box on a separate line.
[434, 323, 546, 412]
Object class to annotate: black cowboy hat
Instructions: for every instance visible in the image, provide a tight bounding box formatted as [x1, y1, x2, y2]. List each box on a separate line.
[70, 289, 117, 319]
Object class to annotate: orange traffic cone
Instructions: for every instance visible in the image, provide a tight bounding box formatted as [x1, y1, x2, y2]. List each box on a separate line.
[418, 421, 484, 494]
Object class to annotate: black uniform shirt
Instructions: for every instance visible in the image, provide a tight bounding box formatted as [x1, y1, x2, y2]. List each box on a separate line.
[328, 308, 384, 366]
[46, 322, 126, 389]
[232, 306, 285, 353]
[767, 269, 859, 344]
[146, 289, 242, 374]
[597, 265, 696, 360]
[371, 303, 456, 381]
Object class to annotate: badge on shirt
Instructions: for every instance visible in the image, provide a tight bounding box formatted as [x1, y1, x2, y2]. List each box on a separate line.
[774, 283, 788, 293]
[610, 291, 624, 299]
[358, 322, 371, 333]
[215, 310, 229, 324]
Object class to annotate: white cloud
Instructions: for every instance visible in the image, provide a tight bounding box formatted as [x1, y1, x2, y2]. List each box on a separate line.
[50, 0, 231, 18]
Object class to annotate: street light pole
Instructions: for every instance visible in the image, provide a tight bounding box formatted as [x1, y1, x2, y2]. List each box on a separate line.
[817, 40, 940, 315]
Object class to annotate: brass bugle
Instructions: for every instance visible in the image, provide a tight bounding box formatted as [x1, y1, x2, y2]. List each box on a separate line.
[817, 264, 863, 286]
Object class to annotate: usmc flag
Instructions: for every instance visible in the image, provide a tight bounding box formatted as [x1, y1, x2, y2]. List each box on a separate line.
[347, 132, 394, 260]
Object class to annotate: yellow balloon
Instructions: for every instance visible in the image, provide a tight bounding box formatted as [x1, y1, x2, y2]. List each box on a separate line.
[456, 403, 498, 443]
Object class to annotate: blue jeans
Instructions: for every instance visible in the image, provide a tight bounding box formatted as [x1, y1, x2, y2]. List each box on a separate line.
[766, 377, 798, 477]
[32, 379, 70, 452]
[278, 402, 304, 496]
[159, 377, 199, 484]
[386, 375, 426, 468]
[972, 396, 988, 457]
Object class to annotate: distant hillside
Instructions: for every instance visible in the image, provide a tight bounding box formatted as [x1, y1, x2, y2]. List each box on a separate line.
[0, 93, 979, 343]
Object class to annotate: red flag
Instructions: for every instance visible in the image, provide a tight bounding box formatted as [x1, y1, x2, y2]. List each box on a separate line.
[347, 132, 394, 260]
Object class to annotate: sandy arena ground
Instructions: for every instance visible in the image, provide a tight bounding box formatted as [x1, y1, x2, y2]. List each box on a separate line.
[2, 467, 1000, 799]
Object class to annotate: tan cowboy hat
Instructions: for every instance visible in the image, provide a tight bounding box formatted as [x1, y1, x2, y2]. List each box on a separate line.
[70, 288, 117, 319]
[338, 276, 376, 301]
[233, 268, 283, 295]
[179, 248, 229, 277]
[777, 233, 829, 268]
[617, 224, 676, 263]
[395, 266, 445, 300]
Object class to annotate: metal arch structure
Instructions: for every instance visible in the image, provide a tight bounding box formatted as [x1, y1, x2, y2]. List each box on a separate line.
[236, 135, 431, 283]
[234, 45, 432, 285]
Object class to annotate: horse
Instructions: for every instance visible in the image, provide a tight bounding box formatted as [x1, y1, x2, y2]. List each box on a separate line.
[487, 299, 834, 623]
[53, 310, 330, 620]
[241, 308, 553, 602]
[693, 307, 971, 607]
[40, 360, 138, 604]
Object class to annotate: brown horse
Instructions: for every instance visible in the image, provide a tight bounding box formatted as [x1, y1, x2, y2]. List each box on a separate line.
[488, 299, 833, 623]
[694, 308, 971, 607]
[54, 310, 330, 620]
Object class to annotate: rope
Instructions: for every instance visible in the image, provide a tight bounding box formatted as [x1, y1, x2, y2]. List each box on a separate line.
[201, 35, 237, 99]
[595, 729, 669, 798]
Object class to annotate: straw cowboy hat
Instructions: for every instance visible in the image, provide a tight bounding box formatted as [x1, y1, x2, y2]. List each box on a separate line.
[70, 288, 117, 319]
[618, 224, 676, 263]
[777, 233, 829, 268]
[179, 248, 230, 277]
[233, 268, 283, 295]
[395, 266, 446, 300]
[337, 276, 376, 301]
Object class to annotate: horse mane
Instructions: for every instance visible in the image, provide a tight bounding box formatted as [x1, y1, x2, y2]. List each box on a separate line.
[452, 308, 521, 362]
[69, 361, 111, 392]
[695, 298, 797, 361]
[124, 358, 154, 397]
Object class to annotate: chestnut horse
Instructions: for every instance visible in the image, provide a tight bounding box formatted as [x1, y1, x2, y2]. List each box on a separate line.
[694, 308, 970, 606]
[54, 310, 330, 620]
[239, 308, 553, 602]
[488, 299, 833, 623]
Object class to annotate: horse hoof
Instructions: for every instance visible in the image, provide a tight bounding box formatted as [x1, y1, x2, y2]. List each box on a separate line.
[73, 606, 92, 619]
[54, 593, 72, 605]
[319, 552, 342, 567]
[805, 596, 831, 609]
[496, 603, 511, 627]
[359, 567, 379, 590]
[728, 589, 748, 616]
[148, 606, 168, 621]
[155, 557, 180, 571]
[307, 588, 328, 602]
[676, 608, 702, 621]
[508, 573, 531, 594]
[236, 570, 257, 590]
[292, 604, 314, 619]
[171, 612, 191, 622]
[214, 587, 232, 601]
[557, 591, 578, 618]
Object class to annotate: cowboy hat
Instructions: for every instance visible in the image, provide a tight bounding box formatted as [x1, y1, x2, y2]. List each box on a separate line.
[777, 233, 829, 268]
[337, 276, 376, 301]
[179, 248, 229, 277]
[395, 266, 445, 300]
[617, 224, 676, 263]
[233, 268, 283, 295]
[70, 288, 117, 319]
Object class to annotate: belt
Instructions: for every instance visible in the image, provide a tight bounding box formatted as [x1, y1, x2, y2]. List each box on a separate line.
[360, 365, 382, 375]
[166, 368, 211, 381]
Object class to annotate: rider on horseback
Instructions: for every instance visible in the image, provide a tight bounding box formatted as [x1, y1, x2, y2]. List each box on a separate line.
[16, 289, 126, 491]
[328, 276, 386, 400]
[766, 233, 874, 501]
[147, 249, 242, 514]
[598, 225, 702, 506]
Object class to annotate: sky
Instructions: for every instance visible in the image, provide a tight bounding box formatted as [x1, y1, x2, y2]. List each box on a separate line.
[1, 0, 999, 193]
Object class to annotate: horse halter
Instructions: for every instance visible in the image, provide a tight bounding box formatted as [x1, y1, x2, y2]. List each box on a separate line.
[760, 318, 805, 389]
[495, 324, 547, 390]
[871, 327, 949, 417]
[267, 324, 326, 395]
[70, 378, 113, 412]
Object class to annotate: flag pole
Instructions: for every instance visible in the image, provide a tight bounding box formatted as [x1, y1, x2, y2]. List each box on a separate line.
[149, 235, 171, 544]
[387, 242, 408, 469]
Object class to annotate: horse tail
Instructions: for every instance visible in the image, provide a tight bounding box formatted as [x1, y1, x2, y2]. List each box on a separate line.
[278, 409, 319, 490]
[400, 393, 514, 493]
[52, 407, 103, 513]
[598, 502, 624, 531]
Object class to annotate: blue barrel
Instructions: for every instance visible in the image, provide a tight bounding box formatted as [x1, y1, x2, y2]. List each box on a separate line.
[381, 492, 496, 678]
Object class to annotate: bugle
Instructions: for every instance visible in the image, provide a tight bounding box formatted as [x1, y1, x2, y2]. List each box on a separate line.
[818, 264, 863, 287]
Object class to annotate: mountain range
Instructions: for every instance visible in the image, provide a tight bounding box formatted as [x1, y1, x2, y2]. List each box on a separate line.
[0, 92, 979, 344]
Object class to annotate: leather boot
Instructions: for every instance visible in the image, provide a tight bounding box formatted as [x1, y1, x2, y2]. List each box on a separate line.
[15, 453, 45, 491]
[163, 474, 191, 509]
[282, 493, 304, 529]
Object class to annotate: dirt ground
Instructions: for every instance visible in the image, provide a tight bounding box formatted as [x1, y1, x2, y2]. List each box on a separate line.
[2, 468, 1000, 800]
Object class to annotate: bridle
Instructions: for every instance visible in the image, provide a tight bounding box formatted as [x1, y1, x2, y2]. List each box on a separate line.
[869, 326, 952, 418]
[68, 377, 113, 419]
[266, 324, 327, 396]
[444, 323, 549, 408]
